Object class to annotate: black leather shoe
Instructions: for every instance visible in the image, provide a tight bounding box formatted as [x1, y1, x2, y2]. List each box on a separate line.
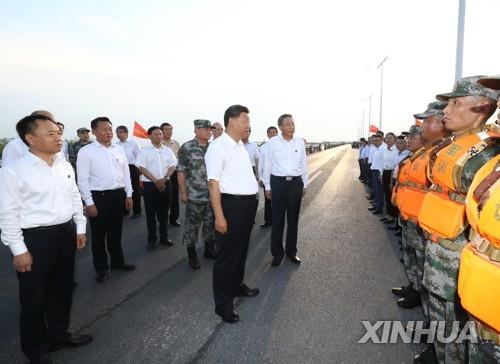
[395, 230, 402, 237]
[160, 239, 174, 246]
[413, 345, 438, 364]
[383, 219, 395, 224]
[50, 334, 93, 351]
[388, 225, 399, 231]
[215, 308, 239, 323]
[372, 210, 382, 215]
[260, 222, 272, 228]
[271, 257, 283, 267]
[379, 218, 388, 222]
[397, 289, 421, 309]
[111, 263, 136, 271]
[95, 271, 108, 283]
[368, 207, 376, 211]
[399, 258, 404, 263]
[30, 354, 53, 364]
[391, 286, 410, 297]
[287, 255, 301, 264]
[235, 283, 259, 297]
[170, 221, 181, 227]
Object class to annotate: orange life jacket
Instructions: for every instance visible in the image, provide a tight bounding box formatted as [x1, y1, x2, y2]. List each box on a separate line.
[458, 155, 500, 332]
[397, 145, 433, 223]
[418, 126, 500, 241]
[392, 147, 425, 216]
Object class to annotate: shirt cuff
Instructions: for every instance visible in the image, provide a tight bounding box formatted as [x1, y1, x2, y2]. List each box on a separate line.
[265, 184, 271, 190]
[9, 241, 28, 256]
[84, 198, 94, 206]
[76, 222, 86, 235]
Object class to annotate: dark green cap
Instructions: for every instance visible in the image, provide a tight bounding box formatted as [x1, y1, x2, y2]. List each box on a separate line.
[436, 75, 500, 101]
[413, 101, 448, 119]
[408, 125, 423, 136]
[194, 119, 211, 128]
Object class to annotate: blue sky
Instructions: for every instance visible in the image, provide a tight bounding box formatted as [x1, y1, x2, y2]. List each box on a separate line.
[1, 0, 499, 143]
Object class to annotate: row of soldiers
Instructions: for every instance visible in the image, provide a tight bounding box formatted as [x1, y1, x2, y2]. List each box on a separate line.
[368, 75, 500, 364]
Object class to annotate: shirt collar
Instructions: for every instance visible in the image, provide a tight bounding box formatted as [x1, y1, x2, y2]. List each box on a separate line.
[25, 151, 59, 166]
[96, 142, 115, 149]
[222, 132, 242, 147]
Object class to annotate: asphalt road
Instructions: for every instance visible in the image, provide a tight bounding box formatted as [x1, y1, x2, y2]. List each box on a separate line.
[0, 146, 425, 364]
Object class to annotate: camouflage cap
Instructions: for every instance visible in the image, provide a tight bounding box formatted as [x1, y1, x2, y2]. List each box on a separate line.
[477, 75, 500, 91]
[413, 101, 448, 119]
[194, 119, 211, 128]
[77, 127, 90, 134]
[436, 75, 500, 101]
[408, 125, 423, 136]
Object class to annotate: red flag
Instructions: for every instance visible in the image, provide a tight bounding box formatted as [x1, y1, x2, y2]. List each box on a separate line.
[415, 118, 423, 126]
[369, 124, 380, 133]
[133, 121, 148, 139]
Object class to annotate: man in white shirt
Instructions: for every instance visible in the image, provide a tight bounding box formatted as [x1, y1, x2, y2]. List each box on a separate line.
[263, 114, 308, 266]
[135, 126, 177, 250]
[368, 134, 385, 215]
[242, 128, 259, 179]
[258, 126, 278, 227]
[160, 122, 181, 227]
[0, 113, 92, 364]
[77, 117, 136, 284]
[380, 132, 398, 223]
[116, 125, 142, 218]
[56, 122, 69, 161]
[205, 105, 260, 323]
[211, 122, 224, 139]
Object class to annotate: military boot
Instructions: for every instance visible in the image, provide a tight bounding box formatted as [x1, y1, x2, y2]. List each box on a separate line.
[204, 240, 217, 259]
[187, 247, 201, 270]
[397, 287, 421, 309]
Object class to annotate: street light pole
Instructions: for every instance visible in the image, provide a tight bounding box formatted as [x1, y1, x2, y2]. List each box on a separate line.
[455, 0, 466, 80]
[377, 56, 388, 131]
[368, 94, 372, 136]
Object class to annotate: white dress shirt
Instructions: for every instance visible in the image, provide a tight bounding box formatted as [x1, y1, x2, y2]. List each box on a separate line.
[162, 139, 180, 156]
[0, 152, 86, 256]
[135, 144, 177, 182]
[258, 142, 270, 183]
[370, 144, 386, 172]
[116, 139, 140, 165]
[262, 135, 309, 191]
[76, 142, 133, 206]
[367, 144, 377, 164]
[243, 141, 259, 167]
[2, 138, 29, 166]
[205, 132, 259, 195]
[382, 145, 398, 171]
[392, 149, 410, 178]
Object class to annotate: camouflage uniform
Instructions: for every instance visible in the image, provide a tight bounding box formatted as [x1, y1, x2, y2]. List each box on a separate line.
[177, 137, 215, 248]
[68, 140, 92, 169]
[406, 221, 429, 319]
[421, 76, 500, 363]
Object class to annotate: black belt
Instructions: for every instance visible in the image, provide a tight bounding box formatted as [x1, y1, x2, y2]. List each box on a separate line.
[272, 175, 301, 181]
[91, 188, 125, 194]
[22, 220, 73, 233]
[221, 193, 258, 200]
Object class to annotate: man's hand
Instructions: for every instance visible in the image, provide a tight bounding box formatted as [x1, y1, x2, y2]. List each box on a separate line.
[215, 215, 228, 234]
[125, 197, 133, 210]
[180, 191, 188, 204]
[265, 190, 272, 200]
[154, 178, 166, 192]
[13, 252, 33, 273]
[85, 204, 98, 217]
[76, 234, 86, 250]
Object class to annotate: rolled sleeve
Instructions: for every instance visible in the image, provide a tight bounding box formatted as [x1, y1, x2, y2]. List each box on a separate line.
[176, 146, 188, 173]
[76, 148, 94, 206]
[205, 143, 223, 181]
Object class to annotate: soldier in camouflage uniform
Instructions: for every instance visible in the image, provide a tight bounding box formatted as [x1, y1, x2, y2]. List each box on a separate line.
[68, 127, 92, 170]
[414, 76, 500, 364]
[177, 119, 217, 270]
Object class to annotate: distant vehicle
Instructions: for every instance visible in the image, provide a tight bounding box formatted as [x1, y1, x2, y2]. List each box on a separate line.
[351, 141, 360, 149]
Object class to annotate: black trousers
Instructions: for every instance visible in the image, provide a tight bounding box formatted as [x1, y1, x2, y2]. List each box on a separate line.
[262, 185, 272, 224]
[143, 182, 171, 243]
[18, 221, 76, 360]
[270, 175, 304, 259]
[89, 188, 126, 272]
[129, 165, 142, 215]
[383, 169, 397, 217]
[213, 195, 258, 311]
[367, 162, 373, 188]
[169, 171, 180, 223]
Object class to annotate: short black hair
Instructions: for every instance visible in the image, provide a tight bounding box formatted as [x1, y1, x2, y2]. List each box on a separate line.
[267, 126, 278, 133]
[277, 114, 292, 126]
[223, 105, 249, 127]
[91, 117, 112, 130]
[359, 138, 367, 142]
[148, 126, 161, 135]
[116, 125, 128, 133]
[375, 131, 384, 137]
[160, 122, 172, 130]
[372, 134, 382, 140]
[396, 135, 406, 140]
[385, 132, 396, 138]
[16, 114, 57, 146]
